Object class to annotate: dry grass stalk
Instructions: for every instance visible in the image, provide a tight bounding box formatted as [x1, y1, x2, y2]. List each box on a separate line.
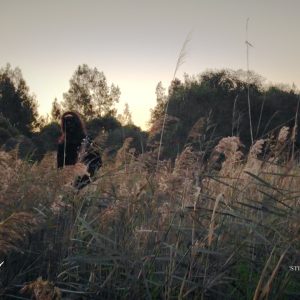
[115, 137, 135, 169]
[99, 200, 127, 230]
[249, 139, 265, 158]
[157, 32, 191, 166]
[0, 212, 41, 256]
[187, 117, 206, 141]
[173, 146, 201, 177]
[0, 150, 23, 193]
[21, 277, 61, 300]
[215, 136, 243, 163]
[207, 193, 223, 246]
[243, 139, 265, 177]
[259, 247, 289, 299]
[38, 151, 57, 170]
[253, 247, 289, 300]
[58, 163, 89, 186]
[148, 115, 179, 151]
[277, 126, 289, 144]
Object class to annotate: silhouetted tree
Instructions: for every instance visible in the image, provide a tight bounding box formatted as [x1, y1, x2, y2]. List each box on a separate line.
[2, 135, 37, 160]
[107, 124, 147, 155]
[117, 103, 133, 125]
[51, 98, 62, 122]
[86, 115, 122, 140]
[37, 122, 61, 152]
[0, 64, 38, 135]
[0, 115, 19, 145]
[62, 64, 120, 119]
[149, 81, 167, 125]
[150, 69, 300, 158]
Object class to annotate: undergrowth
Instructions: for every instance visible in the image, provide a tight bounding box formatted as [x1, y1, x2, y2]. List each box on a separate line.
[0, 129, 299, 299]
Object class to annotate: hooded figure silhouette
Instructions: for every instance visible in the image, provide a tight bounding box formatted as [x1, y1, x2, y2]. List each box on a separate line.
[57, 111, 102, 189]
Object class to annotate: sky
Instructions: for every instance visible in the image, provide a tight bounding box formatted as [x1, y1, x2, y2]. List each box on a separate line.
[1, 0, 300, 129]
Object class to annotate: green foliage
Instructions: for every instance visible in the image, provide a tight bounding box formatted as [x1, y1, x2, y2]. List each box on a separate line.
[86, 115, 147, 155]
[149, 81, 167, 125]
[0, 115, 19, 145]
[0, 64, 38, 135]
[50, 98, 62, 122]
[0, 122, 60, 162]
[107, 124, 148, 154]
[62, 64, 121, 119]
[35, 122, 61, 153]
[86, 115, 122, 139]
[150, 69, 300, 155]
[147, 115, 184, 159]
[0, 128, 11, 145]
[2, 135, 37, 161]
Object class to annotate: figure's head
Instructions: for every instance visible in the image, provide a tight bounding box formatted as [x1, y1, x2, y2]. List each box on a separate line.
[59, 111, 86, 143]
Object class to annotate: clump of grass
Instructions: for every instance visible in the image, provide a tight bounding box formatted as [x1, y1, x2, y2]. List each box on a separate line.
[0, 212, 41, 256]
[21, 277, 61, 300]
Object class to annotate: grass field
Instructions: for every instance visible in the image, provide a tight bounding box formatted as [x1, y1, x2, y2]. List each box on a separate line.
[0, 129, 299, 299]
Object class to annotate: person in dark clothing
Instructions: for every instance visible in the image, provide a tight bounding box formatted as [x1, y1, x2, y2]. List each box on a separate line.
[57, 111, 102, 189]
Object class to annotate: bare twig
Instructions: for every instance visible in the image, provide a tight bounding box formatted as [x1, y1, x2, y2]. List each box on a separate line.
[156, 31, 192, 171]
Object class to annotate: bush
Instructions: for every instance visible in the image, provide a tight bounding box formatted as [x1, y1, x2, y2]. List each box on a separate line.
[0, 115, 19, 145]
[1, 135, 37, 161]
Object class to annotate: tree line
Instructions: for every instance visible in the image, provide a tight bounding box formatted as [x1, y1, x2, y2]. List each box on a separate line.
[0, 63, 146, 161]
[0, 64, 299, 162]
[149, 70, 300, 159]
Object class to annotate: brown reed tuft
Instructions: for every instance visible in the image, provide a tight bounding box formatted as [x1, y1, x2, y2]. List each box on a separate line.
[0, 212, 41, 256]
[21, 277, 61, 300]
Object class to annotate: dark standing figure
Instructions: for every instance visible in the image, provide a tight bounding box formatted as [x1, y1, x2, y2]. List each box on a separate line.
[57, 111, 102, 189]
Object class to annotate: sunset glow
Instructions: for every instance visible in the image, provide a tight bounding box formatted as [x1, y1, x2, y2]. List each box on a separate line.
[1, 0, 300, 129]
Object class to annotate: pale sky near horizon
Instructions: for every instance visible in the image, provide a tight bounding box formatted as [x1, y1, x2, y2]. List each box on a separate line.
[1, 0, 300, 129]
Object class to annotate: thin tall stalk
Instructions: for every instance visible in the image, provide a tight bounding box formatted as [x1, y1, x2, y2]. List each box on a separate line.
[291, 96, 299, 160]
[232, 95, 239, 136]
[256, 92, 266, 137]
[64, 119, 67, 167]
[156, 32, 192, 171]
[246, 18, 254, 144]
